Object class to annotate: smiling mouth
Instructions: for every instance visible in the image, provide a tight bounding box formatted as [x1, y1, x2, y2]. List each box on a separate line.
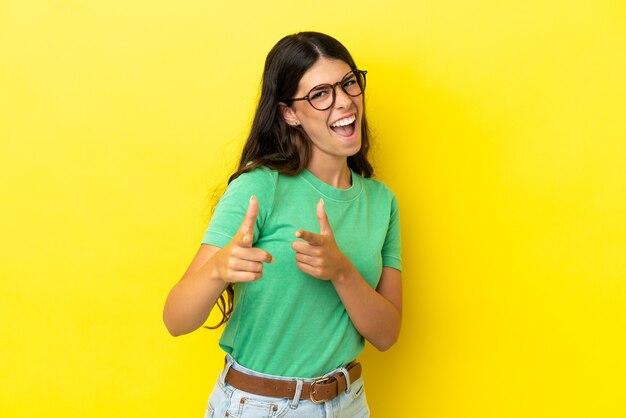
[330, 115, 357, 137]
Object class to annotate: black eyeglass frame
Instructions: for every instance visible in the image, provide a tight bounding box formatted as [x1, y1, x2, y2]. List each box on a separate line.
[284, 70, 368, 111]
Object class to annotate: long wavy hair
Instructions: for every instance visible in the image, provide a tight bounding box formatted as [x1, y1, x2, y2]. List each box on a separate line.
[207, 32, 374, 329]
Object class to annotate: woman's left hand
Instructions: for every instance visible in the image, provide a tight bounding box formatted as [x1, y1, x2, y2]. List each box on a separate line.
[291, 199, 349, 281]
[293, 199, 402, 351]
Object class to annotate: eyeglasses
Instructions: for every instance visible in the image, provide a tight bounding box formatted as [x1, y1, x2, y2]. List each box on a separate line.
[285, 70, 367, 111]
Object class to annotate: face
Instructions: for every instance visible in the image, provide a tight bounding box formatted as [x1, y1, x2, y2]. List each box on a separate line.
[281, 57, 363, 166]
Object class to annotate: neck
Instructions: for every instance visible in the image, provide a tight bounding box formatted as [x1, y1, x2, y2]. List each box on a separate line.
[306, 155, 352, 189]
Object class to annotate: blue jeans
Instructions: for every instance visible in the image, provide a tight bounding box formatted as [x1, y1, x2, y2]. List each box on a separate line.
[204, 355, 370, 418]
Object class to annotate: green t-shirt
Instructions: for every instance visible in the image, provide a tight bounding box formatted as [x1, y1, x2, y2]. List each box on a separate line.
[202, 167, 402, 377]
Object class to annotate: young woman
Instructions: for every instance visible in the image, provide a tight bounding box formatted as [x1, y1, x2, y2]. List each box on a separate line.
[163, 31, 402, 417]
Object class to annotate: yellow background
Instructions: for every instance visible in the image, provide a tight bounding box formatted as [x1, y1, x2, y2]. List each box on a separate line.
[1, 0, 625, 416]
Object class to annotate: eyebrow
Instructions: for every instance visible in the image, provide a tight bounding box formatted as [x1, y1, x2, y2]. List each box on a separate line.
[306, 71, 354, 91]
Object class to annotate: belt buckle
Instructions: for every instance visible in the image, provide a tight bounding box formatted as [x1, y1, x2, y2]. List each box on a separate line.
[309, 376, 333, 404]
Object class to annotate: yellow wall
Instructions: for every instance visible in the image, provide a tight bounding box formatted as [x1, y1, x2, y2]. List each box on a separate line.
[1, 1, 625, 416]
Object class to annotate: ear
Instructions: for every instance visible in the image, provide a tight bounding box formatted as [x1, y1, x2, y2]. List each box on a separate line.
[278, 102, 301, 127]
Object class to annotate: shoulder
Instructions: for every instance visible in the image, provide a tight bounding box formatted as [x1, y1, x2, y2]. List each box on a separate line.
[358, 174, 398, 202]
[231, 166, 279, 188]
[219, 167, 280, 208]
[357, 175, 400, 219]
[223, 167, 281, 215]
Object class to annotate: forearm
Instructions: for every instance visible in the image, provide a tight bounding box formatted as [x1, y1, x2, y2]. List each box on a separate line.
[163, 259, 227, 336]
[332, 262, 402, 351]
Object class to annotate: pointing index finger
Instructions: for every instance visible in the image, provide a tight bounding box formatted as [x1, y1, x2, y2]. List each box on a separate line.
[294, 229, 323, 246]
[316, 198, 332, 235]
[239, 195, 258, 247]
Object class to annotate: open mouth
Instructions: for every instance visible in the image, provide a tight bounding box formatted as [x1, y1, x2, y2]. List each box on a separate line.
[330, 114, 357, 137]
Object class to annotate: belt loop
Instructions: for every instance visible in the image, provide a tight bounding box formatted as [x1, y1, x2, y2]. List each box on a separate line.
[340, 368, 351, 393]
[219, 355, 234, 386]
[289, 378, 303, 409]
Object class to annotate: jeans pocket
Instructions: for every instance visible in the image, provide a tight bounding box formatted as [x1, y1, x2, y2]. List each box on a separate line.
[225, 385, 290, 418]
[349, 379, 365, 400]
[237, 397, 282, 417]
[207, 380, 233, 418]
[204, 403, 215, 418]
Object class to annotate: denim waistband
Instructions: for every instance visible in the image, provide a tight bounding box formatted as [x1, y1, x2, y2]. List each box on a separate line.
[219, 354, 357, 407]
[222, 354, 354, 382]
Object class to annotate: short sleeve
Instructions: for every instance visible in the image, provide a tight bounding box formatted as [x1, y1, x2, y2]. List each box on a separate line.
[381, 193, 402, 271]
[201, 168, 276, 248]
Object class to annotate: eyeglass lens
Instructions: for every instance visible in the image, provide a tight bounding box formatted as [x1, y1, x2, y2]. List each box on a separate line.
[308, 71, 365, 110]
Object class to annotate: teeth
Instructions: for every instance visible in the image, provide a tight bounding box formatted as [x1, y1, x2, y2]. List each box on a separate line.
[330, 115, 356, 128]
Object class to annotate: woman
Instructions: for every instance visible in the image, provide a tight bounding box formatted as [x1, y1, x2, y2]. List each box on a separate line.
[163, 31, 402, 417]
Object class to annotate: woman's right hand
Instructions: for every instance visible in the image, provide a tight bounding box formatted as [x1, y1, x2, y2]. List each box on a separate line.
[210, 195, 275, 284]
[163, 195, 273, 336]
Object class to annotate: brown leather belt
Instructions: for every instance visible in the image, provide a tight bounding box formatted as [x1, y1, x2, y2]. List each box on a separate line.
[224, 361, 362, 404]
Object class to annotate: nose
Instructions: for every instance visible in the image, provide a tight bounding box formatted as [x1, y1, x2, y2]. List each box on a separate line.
[332, 83, 352, 109]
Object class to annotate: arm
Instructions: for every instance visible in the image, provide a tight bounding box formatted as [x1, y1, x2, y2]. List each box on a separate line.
[162, 244, 226, 336]
[332, 265, 401, 352]
[292, 199, 402, 351]
[163, 196, 273, 336]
